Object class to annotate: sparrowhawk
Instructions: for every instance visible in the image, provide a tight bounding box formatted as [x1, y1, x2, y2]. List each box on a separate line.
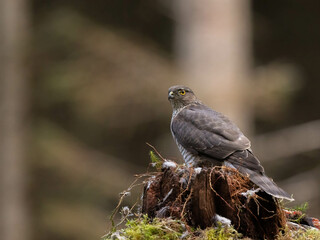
[168, 85, 293, 201]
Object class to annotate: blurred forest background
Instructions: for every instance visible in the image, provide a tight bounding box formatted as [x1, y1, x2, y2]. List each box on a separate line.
[1, 1, 320, 240]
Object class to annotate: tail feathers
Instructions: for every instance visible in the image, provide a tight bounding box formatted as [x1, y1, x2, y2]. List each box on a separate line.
[226, 150, 294, 201]
[236, 166, 294, 201]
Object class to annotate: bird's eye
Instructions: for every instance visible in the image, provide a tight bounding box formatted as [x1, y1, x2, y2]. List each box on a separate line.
[179, 90, 186, 95]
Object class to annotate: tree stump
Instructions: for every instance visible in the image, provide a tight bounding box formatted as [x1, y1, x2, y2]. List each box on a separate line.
[142, 164, 286, 240]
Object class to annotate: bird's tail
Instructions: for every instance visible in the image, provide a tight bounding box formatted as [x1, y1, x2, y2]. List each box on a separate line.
[227, 150, 294, 201]
[236, 166, 294, 201]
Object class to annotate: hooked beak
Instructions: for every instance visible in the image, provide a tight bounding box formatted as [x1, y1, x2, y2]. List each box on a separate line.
[168, 91, 174, 100]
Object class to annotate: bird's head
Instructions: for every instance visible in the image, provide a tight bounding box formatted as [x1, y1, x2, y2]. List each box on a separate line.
[168, 85, 199, 109]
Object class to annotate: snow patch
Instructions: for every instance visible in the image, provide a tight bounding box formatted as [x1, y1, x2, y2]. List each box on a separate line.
[180, 231, 190, 239]
[214, 214, 231, 226]
[121, 206, 130, 215]
[110, 231, 126, 240]
[194, 167, 202, 174]
[162, 160, 177, 169]
[241, 188, 261, 198]
[146, 176, 156, 190]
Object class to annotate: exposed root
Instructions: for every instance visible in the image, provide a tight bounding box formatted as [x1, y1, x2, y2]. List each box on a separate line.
[209, 168, 234, 211]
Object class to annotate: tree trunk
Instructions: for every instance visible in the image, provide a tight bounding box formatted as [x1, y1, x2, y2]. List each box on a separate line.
[0, 0, 30, 239]
[174, 0, 252, 133]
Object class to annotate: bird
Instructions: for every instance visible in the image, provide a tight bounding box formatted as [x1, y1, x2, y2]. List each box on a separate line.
[168, 85, 293, 201]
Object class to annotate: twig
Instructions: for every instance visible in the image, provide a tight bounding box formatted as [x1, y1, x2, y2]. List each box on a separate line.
[110, 172, 157, 229]
[115, 200, 139, 228]
[180, 188, 193, 220]
[172, 167, 193, 206]
[146, 142, 166, 161]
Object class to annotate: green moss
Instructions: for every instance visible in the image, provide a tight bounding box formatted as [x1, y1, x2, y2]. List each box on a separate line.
[203, 224, 242, 240]
[277, 228, 320, 240]
[104, 215, 246, 240]
[104, 215, 184, 240]
[285, 202, 309, 224]
[290, 202, 309, 213]
[149, 151, 162, 171]
[104, 215, 320, 240]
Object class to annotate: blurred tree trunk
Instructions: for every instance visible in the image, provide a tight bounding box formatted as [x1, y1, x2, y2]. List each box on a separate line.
[0, 0, 30, 240]
[174, 0, 252, 133]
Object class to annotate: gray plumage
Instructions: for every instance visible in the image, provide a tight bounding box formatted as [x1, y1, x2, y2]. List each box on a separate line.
[168, 85, 293, 201]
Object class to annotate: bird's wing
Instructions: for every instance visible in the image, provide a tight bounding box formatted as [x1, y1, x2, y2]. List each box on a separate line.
[227, 149, 264, 173]
[171, 104, 293, 200]
[171, 104, 251, 159]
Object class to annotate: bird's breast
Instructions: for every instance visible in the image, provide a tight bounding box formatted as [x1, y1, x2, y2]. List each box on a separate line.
[175, 142, 197, 167]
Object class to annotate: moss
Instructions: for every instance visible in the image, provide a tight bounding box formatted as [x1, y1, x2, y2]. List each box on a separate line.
[104, 215, 184, 240]
[277, 228, 320, 240]
[104, 215, 320, 240]
[149, 151, 163, 171]
[293, 202, 309, 213]
[124, 216, 183, 240]
[203, 224, 242, 240]
[284, 202, 309, 224]
[285, 202, 309, 214]
[104, 215, 245, 240]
